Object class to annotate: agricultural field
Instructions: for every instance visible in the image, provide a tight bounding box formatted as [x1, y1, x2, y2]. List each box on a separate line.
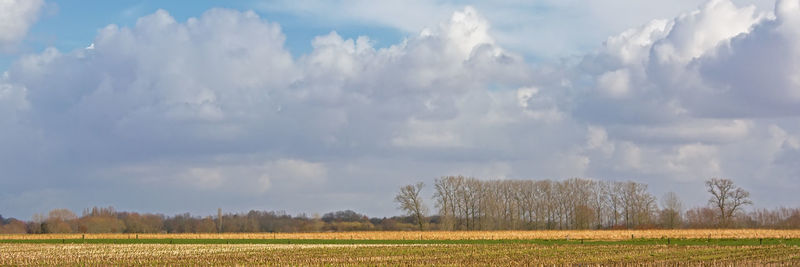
[2, 230, 800, 265]
[4, 229, 800, 241]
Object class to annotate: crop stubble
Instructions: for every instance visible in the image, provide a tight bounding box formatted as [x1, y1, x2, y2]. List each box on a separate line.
[3, 229, 800, 241]
[1, 243, 799, 265]
[2, 230, 800, 265]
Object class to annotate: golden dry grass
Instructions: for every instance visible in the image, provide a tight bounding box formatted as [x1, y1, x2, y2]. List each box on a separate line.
[2, 229, 800, 241]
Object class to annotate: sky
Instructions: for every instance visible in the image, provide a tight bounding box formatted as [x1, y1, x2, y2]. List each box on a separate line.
[1, 0, 799, 220]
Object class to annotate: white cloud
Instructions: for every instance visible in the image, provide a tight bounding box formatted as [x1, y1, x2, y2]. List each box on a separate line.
[112, 158, 327, 194]
[611, 119, 752, 144]
[693, 0, 800, 116]
[5, 1, 800, 218]
[577, 0, 800, 120]
[664, 143, 723, 179]
[1, 6, 532, 215]
[269, 159, 328, 186]
[574, 0, 770, 122]
[0, 73, 28, 122]
[586, 126, 615, 156]
[650, 0, 764, 65]
[392, 119, 464, 148]
[255, 0, 773, 60]
[596, 69, 632, 98]
[582, 135, 723, 182]
[0, 0, 44, 52]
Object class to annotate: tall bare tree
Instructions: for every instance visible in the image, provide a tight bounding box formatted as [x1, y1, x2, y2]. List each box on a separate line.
[706, 178, 752, 227]
[659, 192, 683, 228]
[619, 181, 656, 228]
[395, 182, 428, 231]
[430, 177, 660, 230]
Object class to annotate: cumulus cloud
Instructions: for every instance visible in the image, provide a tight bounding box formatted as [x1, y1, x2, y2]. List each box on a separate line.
[3, 0, 800, 218]
[0, 0, 44, 51]
[575, 0, 765, 122]
[257, 0, 772, 59]
[0, 6, 537, 217]
[695, 0, 800, 116]
[582, 126, 723, 179]
[576, 0, 800, 120]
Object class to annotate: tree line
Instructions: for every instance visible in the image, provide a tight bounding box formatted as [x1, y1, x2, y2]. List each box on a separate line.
[0, 207, 425, 234]
[2, 176, 799, 234]
[396, 176, 799, 230]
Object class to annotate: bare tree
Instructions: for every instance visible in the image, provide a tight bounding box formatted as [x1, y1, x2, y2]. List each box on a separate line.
[685, 206, 717, 228]
[433, 177, 454, 230]
[395, 182, 428, 231]
[44, 209, 77, 233]
[618, 181, 656, 228]
[430, 177, 663, 230]
[706, 178, 752, 227]
[660, 192, 683, 228]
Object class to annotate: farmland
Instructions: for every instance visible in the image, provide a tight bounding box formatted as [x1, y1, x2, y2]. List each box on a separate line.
[3, 229, 800, 241]
[2, 230, 800, 265]
[3, 243, 800, 265]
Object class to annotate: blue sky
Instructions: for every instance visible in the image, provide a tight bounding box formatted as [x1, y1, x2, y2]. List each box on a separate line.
[1, 0, 799, 220]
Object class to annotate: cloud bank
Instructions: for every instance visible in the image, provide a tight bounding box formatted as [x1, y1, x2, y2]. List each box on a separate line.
[1, 0, 800, 218]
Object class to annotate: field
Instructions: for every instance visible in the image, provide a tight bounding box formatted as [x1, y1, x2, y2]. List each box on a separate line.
[2, 230, 800, 265]
[4, 229, 800, 240]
